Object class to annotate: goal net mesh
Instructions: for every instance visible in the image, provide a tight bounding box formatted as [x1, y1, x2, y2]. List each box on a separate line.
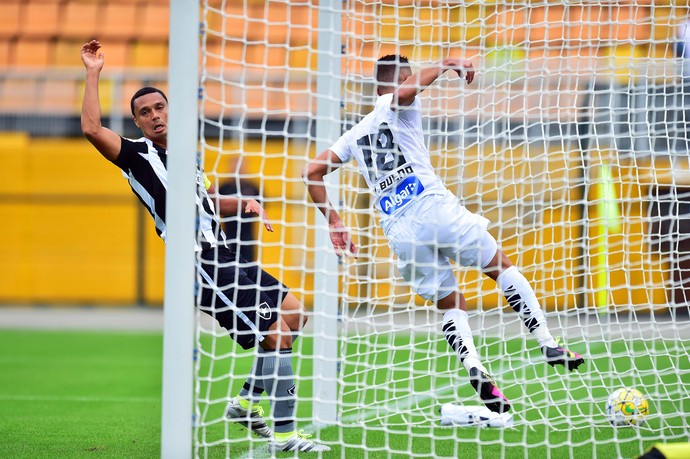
[194, 1, 690, 457]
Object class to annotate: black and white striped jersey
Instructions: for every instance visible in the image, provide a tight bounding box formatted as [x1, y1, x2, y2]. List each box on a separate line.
[114, 136, 225, 249]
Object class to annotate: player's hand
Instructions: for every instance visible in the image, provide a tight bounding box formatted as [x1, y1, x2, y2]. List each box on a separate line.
[81, 40, 104, 72]
[243, 199, 273, 232]
[444, 58, 475, 85]
[329, 221, 357, 258]
[458, 59, 475, 84]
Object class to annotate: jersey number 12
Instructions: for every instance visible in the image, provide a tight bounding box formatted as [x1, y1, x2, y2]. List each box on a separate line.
[357, 123, 407, 182]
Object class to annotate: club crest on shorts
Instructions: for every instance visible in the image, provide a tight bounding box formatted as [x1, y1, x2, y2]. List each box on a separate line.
[257, 302, 272, 321]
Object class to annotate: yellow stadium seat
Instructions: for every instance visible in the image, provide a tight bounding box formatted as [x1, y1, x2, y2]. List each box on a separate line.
[410, 44, 442, 63]
[447, 4, 482, 45]
[246, 4, 267, 43]
[205, 40, 244, 70]
[101, 2, 139, 41]
[265, 3, 289, 44]
[610, 5, 652, 41]
[246, 44, 287, 69]
[528, 5, 566, 47]
[99, 40, 131, 68]
[21, 0, 61, 39]
[568, 5, 610, 43]
[205, 3, 246, 41]
[131, 41, 168, 68]
[138, 3, 169, 41]
[13, 39, 53, 68]
[288, 47, 315, 71]
[651, 6, 675, 42]
[53, 40, 84, 68]
[0, 1, 22, 39]
[486, 5, 528, 46]
[59, 0, 100, 40]
[287, 5, 314, 46]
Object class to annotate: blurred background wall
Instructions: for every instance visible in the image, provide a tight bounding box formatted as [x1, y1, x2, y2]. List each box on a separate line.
[1, 0, 689, 308]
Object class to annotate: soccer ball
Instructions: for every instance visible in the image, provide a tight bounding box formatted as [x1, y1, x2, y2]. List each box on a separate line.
[605, 388, 649, 426]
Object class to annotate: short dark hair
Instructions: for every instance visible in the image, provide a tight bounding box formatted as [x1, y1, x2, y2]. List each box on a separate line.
[130, 87, 168, 115]
[375, 54, 410, 84]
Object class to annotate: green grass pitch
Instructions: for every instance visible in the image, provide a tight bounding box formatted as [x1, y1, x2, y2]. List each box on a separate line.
[1, 329, 688, 458]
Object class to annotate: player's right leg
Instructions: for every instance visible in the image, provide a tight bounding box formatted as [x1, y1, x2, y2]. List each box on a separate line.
[482, 249, 585, 372]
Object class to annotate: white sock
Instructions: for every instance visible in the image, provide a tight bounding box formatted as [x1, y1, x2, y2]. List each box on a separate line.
[441, 309, 487, 373]
[496, 266, 557, 348]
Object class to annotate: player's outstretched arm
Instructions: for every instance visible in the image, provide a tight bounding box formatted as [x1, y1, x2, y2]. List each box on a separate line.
[395, 58, 475, 107]
[302, 150, 357, 257]
[209, 183, 273, 232]
[80, 40, 122, 162]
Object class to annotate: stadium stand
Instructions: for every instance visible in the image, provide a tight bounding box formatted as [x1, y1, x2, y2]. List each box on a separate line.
[21, 0, 61, 39]
[59, 0, 100, 40]
[0, 1, 22, 39]
[100, 2, 139, 41]
[0, 1, 674, 119]
[0, 0, 682, 306]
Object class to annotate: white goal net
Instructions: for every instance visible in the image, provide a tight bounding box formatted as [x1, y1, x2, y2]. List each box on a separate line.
[189, 1, 690, 457]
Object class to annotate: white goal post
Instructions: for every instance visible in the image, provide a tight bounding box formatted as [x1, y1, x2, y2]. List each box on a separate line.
[161, 1, 199, 458]
[164, 1, 690, 457]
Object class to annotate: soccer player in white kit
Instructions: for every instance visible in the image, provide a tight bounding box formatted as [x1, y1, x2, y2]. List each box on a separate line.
[303, 55, 585, 414]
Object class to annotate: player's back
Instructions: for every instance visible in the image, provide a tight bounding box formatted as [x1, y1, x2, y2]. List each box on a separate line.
[331, 93, 447, 224]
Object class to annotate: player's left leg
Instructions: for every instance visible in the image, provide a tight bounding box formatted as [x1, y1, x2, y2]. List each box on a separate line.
[482, 248, 585, 371]
[387, 196, 510, 413]
[196, 250, 275, 437]
[264, 292, 330, 452]
[437, 291, 511, 413]
[221, 275, 325, 451]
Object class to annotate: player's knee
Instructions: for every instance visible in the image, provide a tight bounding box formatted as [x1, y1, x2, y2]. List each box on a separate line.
[436, 291, 466, 311]
[261, 319, 293, 351]
[280, 294, 308, 332]
[262, 334, 293, 351]
[482, 249, 514, 280]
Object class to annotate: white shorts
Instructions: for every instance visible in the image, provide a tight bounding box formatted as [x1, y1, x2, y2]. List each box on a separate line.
[383, 191, 498, 301]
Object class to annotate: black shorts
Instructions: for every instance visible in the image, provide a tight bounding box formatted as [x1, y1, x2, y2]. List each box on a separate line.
[197, 245, 288, 350]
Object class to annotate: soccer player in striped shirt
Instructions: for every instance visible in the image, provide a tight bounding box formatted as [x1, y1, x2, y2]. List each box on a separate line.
[80, 40, 328, 453]
[303, 54, 584, 415]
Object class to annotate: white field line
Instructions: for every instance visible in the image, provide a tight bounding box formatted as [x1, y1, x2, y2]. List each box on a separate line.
[0, 394, 159, 403]
[233, 386, 454, 459]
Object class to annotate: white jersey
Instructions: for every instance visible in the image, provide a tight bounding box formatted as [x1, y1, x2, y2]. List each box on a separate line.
[330, 93, 447, 227]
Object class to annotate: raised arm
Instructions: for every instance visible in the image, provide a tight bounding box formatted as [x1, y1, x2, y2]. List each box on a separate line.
[302, 149, 357, 257]
[395, 58, 475, 107]
[80, 40, 122, 162]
